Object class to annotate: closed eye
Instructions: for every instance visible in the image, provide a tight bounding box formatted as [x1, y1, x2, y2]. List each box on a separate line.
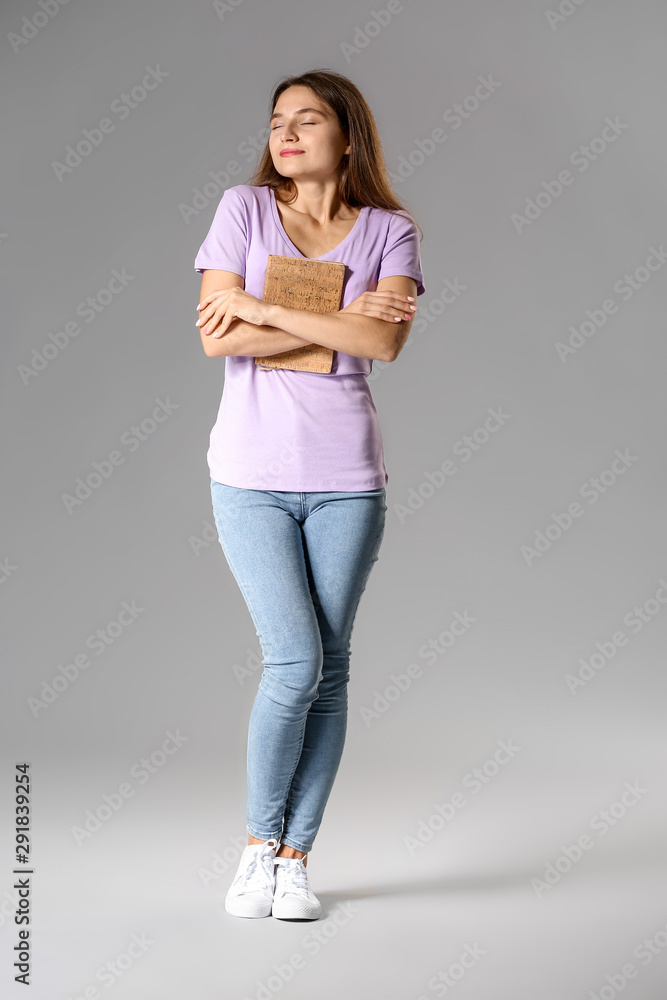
[271, 121, 316, 130]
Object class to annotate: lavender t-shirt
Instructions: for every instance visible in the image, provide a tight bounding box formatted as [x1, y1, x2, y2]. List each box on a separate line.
[194, 183, 425, 491]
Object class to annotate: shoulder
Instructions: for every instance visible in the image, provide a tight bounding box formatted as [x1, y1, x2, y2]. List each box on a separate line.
[221, 184, 268, 212]
[206, 185, 269, 235]
[365, 205, 419, 241]
[210, 185, 275, 231]
[384, 208, 419, 235]
[370, 208, 421, 255]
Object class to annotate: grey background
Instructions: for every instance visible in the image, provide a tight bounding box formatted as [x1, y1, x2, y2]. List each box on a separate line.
[2, 0, 666, 997]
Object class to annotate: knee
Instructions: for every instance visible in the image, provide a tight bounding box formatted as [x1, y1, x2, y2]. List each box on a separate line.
[260, 653, 323, 708]
[319, 649, 351, 687]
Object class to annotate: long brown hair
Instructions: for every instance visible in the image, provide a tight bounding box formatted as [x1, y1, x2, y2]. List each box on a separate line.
[246, 69, 423, 242]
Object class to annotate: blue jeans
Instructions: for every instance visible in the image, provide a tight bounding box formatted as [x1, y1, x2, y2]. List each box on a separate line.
[210, 480, 387, 854]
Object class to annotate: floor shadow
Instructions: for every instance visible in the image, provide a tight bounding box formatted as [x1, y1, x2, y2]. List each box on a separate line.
[312, 851, 664, 917]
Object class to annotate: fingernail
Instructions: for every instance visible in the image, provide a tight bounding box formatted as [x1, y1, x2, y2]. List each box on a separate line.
[406, 296, 415, 301]
[195, 319, 201, 326]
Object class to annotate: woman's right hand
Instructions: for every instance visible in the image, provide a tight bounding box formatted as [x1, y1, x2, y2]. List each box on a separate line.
[340, 290, 417, 323]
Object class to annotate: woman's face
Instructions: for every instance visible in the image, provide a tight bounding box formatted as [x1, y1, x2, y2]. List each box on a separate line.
[268, 85, 350, 182]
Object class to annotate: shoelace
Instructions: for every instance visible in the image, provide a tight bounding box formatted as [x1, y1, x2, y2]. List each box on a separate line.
[274, 857, 310, 898]
[235, 843, 277, 895]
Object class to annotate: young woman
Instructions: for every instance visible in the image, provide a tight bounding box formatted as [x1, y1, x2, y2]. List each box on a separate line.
[194, 69, 425, 921]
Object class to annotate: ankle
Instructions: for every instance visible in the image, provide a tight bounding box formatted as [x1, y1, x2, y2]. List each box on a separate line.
[275, 846, 308, 866]
[245, 836, 308, 867]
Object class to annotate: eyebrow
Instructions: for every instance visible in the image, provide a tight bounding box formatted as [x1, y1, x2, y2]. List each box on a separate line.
[269, 107, 327, 122]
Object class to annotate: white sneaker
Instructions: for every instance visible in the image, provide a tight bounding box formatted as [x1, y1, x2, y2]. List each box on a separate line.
[224, 838, 280, 918]
[271, 855, 322, 920]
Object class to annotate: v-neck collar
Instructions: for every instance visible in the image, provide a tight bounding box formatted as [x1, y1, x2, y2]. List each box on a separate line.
[268, 186, 367, 261]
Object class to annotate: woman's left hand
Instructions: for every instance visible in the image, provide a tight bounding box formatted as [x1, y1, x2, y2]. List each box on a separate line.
[197, 288, 272, 338]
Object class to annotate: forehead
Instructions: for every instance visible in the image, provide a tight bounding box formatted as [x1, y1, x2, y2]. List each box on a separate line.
[271, 88, 329, 117]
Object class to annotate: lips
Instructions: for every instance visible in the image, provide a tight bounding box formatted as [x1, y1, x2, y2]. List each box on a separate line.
[280, 149, 305, 156]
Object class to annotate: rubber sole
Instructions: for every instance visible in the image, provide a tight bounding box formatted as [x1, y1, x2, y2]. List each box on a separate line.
[225, 896, 273, 918]
[271, 899, 322, 920]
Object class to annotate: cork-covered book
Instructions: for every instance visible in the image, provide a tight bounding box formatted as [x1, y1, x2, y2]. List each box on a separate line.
[254, 255, 346, 373]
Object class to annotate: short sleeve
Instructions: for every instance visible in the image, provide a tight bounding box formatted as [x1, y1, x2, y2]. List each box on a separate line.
[194, 187, 247, 277]
[376, 211, 425, 295]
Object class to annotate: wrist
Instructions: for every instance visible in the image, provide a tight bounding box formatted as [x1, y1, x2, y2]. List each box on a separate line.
[264, 302, 284, 329]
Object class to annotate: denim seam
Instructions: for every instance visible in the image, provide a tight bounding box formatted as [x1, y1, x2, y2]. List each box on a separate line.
[247, 825, 283, 841]
[281, 712, 310, 817]
[278, 835, 313, 853]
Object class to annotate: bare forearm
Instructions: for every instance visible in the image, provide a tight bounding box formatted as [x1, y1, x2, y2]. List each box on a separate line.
[265, 304, 398, 362]
[202, 319, 314, 358]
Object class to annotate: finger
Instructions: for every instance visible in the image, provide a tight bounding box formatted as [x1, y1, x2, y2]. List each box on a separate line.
[199, 309, 215, 333]
[361, 307, 404, 323]
[213, 318, 231, 338]
[197, 298, 222, 324]
[198, 289, 230, 311]
[366, 295, 417, 314]
[362, 306, 406, 323]
[199, 302, 222, 326]
[388, 302, 416, 319]
[367, 291, 416, 302]
[202, 306, 224, 335]
[212, 309, 232, 338]
[364, 305, 412, 322]
[196, 307, 213, 328]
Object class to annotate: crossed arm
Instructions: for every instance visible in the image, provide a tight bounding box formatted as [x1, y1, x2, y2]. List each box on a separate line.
[196, 269, 418, 363]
